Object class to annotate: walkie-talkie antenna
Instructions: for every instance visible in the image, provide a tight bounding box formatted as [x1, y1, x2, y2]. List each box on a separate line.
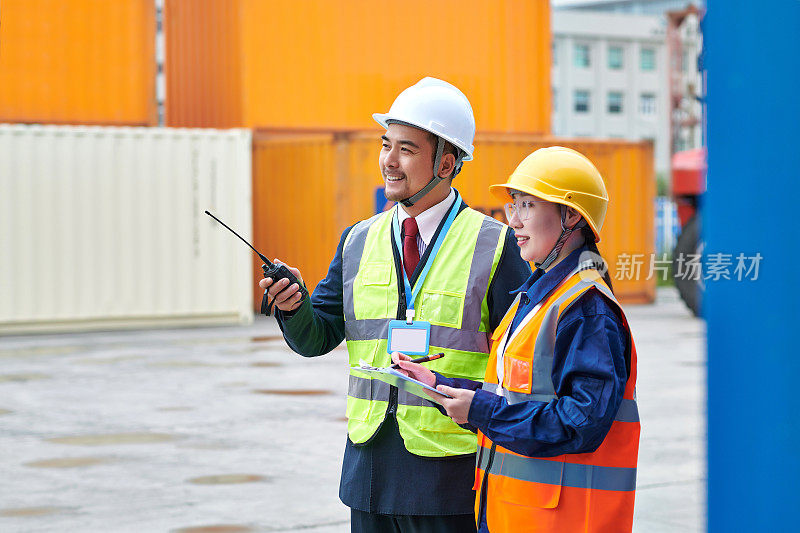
[204, 210, 272, 266]
[205, 209, 308, 316]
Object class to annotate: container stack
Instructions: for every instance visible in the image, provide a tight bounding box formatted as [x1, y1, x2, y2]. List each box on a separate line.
[162, 0, 653, 305]
[1, 0, 655, 333]
[163, 0, 552, 133]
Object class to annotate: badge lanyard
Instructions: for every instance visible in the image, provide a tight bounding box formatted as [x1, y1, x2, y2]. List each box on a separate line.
[386, 191, 462, 355]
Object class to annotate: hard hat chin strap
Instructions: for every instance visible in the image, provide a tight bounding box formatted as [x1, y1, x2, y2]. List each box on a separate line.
[535, 205, 587, 271]
[400, 137, 464, 207]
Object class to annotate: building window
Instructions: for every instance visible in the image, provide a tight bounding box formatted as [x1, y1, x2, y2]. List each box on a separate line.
[639, 93, 656, 115]
[641, 47, 656, 70]
[574, 90, 590, 113]
[608, 92, 623, 113]
[574, 44, 590, 68]
[608, 46, 623, 69]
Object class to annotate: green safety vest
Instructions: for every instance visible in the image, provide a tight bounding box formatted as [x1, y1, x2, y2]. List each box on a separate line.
[342, 203, 508, 457]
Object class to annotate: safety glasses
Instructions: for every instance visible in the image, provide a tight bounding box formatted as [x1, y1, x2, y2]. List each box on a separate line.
[504, 199, 549, 221]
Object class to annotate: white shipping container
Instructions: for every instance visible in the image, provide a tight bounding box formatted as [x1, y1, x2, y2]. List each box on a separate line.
[0, 125, 253, 334]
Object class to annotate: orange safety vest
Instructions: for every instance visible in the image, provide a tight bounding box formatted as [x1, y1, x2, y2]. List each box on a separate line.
[474, 266, 640, 533]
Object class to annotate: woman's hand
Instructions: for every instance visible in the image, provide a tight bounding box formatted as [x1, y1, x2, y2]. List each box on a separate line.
[436, 385, 476, 424]
[390, 353, 475, 424]
[390, 352, 436, 387]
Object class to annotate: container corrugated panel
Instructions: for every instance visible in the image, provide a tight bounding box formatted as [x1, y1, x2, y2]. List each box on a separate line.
[0, 125, 253, 334]
[251, 132, 341, 307]
[166, 0, 550, 134]
[459, 135, 657, 304]
[251, 131, 654, 308]
[164, 0, 243, 127]
[0, 1, 157, 126]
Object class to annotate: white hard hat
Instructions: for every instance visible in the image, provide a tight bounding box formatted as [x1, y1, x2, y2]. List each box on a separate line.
[373, 77, 475, 161]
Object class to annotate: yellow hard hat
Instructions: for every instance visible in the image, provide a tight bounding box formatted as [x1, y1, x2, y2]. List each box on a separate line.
[489, 146, 609, 241]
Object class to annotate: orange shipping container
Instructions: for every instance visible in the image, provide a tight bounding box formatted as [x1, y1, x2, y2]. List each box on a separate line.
[166, 0, 551, 134]
[163, 0, 243, 128]
[459, 135, 657, 304]
[252, 131, 655, 309]
[252, 132, 342, 301]
[0, 0, 156, 126]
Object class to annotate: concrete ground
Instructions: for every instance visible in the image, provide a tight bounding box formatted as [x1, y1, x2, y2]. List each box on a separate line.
[0, 287, 704, 533]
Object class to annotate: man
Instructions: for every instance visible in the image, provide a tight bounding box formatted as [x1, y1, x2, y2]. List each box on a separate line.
[261, 77, 531, 532]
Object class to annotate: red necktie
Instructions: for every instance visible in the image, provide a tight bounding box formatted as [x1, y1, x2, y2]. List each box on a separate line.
[402, 217, 420, 279]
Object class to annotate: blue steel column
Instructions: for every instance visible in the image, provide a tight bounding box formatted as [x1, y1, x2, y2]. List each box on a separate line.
[706, 2, 800, 531]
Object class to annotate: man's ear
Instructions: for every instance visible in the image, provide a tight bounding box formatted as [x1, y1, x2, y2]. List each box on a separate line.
[437, 153, 457, 179]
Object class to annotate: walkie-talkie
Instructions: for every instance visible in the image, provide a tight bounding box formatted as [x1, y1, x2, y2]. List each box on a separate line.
[205, 210, 308, 316]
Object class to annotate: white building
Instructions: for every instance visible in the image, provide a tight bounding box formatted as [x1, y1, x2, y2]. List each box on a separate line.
[670, 11, 703, 153]
[551, 11, 672, 176]
[555, 0, 703, 17]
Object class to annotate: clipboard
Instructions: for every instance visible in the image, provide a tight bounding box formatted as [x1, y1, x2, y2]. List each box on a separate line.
[352, 363, 453, 406]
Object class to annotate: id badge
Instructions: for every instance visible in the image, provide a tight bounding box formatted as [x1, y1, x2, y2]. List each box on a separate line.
[387, 320, 431, 355]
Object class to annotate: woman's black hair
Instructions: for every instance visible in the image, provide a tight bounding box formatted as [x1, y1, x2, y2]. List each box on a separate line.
[582, 226, 615, 294]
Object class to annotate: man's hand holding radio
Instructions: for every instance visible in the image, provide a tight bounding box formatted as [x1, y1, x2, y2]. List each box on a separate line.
[259, 260, 305, 312]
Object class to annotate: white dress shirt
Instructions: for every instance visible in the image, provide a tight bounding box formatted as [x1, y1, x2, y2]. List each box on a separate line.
[396, 188, 457, 256]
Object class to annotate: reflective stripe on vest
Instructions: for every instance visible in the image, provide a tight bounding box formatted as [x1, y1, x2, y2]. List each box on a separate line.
[341, 203, 508, 456]
[477, 449, 637, 492]
[345, 319, 491, 353]
[348, 373, 439, 408]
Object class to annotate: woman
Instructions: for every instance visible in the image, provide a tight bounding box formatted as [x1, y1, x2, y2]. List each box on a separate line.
[393, 146, 640, 533]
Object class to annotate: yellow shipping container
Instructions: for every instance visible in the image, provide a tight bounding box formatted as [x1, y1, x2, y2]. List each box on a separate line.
[252, 131, 655, 308]
[167, 0, 551, 134]
[0, 0, 156, 126]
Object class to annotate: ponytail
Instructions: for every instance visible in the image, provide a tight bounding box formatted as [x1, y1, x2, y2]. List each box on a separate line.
[582, 226, 615, 294]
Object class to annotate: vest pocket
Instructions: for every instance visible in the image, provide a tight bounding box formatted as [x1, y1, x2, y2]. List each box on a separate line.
[354, 261, 392, 318]
[503, 354, 532, 393]
[497, 456, 563, 509]
[437, 349, 489, 380]
[417, 289, 464, 328]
